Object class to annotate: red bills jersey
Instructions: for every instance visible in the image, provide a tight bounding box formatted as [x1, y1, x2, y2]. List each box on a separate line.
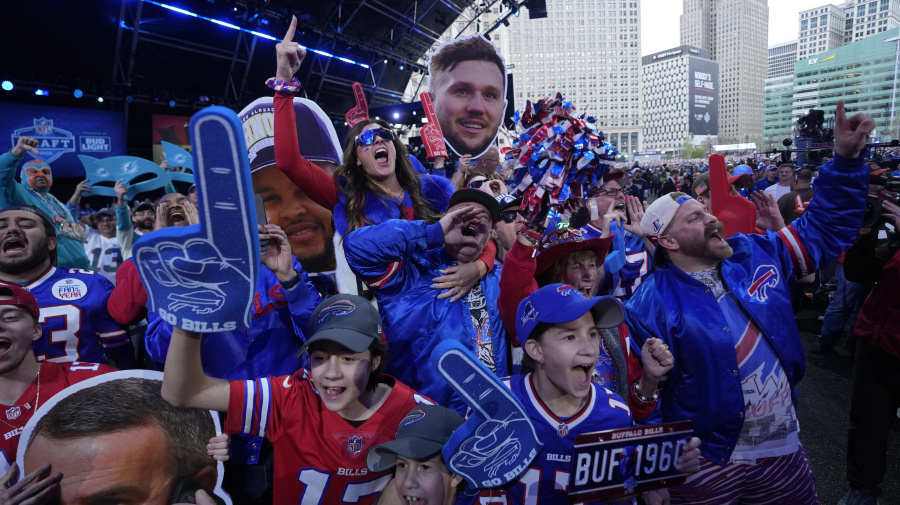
[224, 372, 430, 505]
[1, 361, 116, 476]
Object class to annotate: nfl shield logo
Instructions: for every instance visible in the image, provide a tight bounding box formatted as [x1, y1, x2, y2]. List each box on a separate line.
[6, 406, 21, 420]
[557, 423, 568, 437]
[347, 435, 362, 454]
[34, 118, 53, 135]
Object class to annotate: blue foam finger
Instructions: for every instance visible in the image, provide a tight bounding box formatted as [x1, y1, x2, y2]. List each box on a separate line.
[133, 106, 260, 332]
[81, 155, 175, 201]
[161, 141, 196, 184]
[603, 221, 627, 275]
[431, 340, 542, 489]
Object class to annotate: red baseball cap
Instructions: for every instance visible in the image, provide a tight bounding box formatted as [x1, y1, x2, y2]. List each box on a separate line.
[0, 284, 40, 320]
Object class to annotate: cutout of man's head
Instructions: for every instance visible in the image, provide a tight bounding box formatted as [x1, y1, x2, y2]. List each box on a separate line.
[427, 34, 507, 158]
[23, 377, 221, 505]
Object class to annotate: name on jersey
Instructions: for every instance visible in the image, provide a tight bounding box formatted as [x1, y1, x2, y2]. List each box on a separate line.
[546, 453, 571, 463]
[337, 467, 367, 476]
[4, 427, 23, 440]
[51, 278, 88, 301]
[157, 308, 237, 332]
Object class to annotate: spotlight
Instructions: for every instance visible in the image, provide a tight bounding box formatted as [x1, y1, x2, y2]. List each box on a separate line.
[199, 95, 209, 102]
[393, 112, 400, 119]
[412, 110, 417, 116]
[384, 59, 388, 64]
[125, 95, 133, 103]
[169, 100, 176, 108]
[1, 81, 13, 91]
[98, 97, 105, 103]
[375, 116, 380, 120]
[74, 89, 83, 98]
[399, 64, 404, 70]
[34, 89, 48, 96]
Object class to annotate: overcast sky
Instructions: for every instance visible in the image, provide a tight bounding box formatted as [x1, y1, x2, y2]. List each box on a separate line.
[641, 0, 843, 56]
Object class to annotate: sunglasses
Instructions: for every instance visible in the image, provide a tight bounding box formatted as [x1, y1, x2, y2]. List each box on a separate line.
[499, 210, 522, 223]
[467, 179, 489, 189]
[355, 127, 395, 146]
[588, 187, 625, 197]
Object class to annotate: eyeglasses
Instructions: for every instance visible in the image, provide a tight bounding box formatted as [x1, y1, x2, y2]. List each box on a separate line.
[499, 210, 522, 223]
[588, 187, 625, 197]
[355, 127, 395, 146]
[467, 179, 489, 189]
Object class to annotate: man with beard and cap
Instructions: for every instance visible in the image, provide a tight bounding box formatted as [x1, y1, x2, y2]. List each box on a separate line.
[344, 189, 509, 415]
[240, 96, 339, 297]
[0, 205, 135, 370]
[624, 101, 874, 503]
[0, 137, 90, 270]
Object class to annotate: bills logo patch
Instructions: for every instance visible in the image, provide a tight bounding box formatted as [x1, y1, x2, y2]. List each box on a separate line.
[748, 265, 779, 302]
[556, 285, 581, 298]
[318, 300, 356, 325]
[51, 278, 88, 301]
[6, 406, 21, 420]
[400, 409, 427, 429]
[348, 436, 362, 454]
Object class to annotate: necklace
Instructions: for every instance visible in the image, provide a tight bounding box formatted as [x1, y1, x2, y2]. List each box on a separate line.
[0, 363, 42, 430]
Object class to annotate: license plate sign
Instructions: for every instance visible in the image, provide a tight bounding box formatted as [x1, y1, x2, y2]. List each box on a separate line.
[567, 420, 694, 504]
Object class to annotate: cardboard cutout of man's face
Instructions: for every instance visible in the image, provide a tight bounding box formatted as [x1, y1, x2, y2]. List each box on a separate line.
[427, 34, 507, 159]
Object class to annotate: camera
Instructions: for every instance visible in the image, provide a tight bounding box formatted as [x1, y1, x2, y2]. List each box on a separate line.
[862, 190, 900, 229]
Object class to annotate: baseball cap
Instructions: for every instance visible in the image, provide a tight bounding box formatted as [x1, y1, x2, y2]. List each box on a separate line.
[495, 193, 523, 213]
[0, 205, 58, 266]
[535, 227, 613, 277]
[641, 192, 693, 238]
[95, 208, 115, 218]
[515, 284, 624, 346]
[296, 295, 383, 357]
[133, 201, 155, 214]
[448, 189, 501, 222]
[733, 165, 753, 176]
[366, 405, 465, 472]
[0, 284, 40, 320]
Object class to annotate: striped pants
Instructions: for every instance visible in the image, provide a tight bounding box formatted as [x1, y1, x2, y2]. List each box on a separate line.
[669, 448, 818, 505]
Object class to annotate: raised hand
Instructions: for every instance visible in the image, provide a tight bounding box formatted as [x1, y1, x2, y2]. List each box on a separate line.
[750, 190, 785, 231]
[114, 178, 128, 206]
[207, 433, 231, 462]
[439, 205, 481, 236]
[345, 82, 370, 127]
[623, 195, 648, 237]
[259, 222, 296, 282]
[133, 106, 260, 332]
[276, 15, 306, 81]
[420, 92, 448, 159]
[641, 337, 673, 381]
[833, 99, 875, 159]
[0, 463, 62, 505]
[11, 136, 40, 158]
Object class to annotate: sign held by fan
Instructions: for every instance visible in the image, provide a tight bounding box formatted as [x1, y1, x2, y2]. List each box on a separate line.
[345, 82, 369, 127]
[420, 92, 448, 160]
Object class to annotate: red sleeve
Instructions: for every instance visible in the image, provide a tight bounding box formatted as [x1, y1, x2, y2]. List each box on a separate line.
[108, 259, 148, 326]
[620, 323, 658, 421]
[499, 240, 540, 344]
[477, 240, 497, 274]
[274, 93, 339, 210]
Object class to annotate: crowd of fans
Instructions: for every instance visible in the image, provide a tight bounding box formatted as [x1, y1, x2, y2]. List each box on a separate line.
[1, 22, 899, 505]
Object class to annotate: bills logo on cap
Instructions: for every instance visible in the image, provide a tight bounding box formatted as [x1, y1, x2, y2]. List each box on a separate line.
[348, 435, 362, 454]
[747, 265, 779, 302]
[653, 218, 664, 234]
[520, 301, 538, 326]
[318, 299, 356, 325]
[400, 409, 427, 429]
[556, 285, 581, 298]
[6, 406, 21, 420]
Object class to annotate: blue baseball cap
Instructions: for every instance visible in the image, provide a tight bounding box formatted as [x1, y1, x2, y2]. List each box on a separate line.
[733, 164, 753, 176]
[515, 284, 624, 346]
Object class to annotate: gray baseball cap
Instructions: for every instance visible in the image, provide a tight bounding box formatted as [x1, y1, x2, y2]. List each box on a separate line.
[366, 405, 464, 472]
[295, 294, 383, 357]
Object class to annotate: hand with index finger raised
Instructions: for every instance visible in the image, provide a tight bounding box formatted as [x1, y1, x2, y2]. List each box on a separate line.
[833, 99, 875, 159]
[276, 15, 306, 80]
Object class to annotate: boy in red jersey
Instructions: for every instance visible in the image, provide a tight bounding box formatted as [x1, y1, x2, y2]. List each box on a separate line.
[0, 284, 116, 500]
[163, 294, 431, 505]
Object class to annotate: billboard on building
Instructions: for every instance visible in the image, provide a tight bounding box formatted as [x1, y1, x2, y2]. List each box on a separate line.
[688, 57, 718, 136]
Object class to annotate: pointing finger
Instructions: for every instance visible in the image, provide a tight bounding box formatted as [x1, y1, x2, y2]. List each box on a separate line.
[282, 15, 297, 43]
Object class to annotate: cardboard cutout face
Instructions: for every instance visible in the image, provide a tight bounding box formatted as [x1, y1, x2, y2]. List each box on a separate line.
[17, 370, 232, 505]
[427, 34, 507, 159]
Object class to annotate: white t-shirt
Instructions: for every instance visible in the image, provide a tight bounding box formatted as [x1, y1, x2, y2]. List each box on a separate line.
[84, 228, 123, 284]
[764, 183, 792, 203]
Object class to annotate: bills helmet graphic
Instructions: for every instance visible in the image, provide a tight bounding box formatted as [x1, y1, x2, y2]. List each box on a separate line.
[747, 265, 779, 302]
[318, 299, 357, 325]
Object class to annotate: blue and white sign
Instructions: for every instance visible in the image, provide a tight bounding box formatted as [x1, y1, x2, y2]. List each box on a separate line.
[133, 106, 260, 332]
[1, 102, 126, 177]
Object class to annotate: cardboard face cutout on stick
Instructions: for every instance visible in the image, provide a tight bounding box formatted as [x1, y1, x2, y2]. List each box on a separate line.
[431, 340, 542, 489]
[345, 82, 370, 128]
[427, 34, 507, 159]
[161, 140, 196, 184]
[78, 154, 176, 201]
[133, 106, 260, 332]
[419, 92, 448, 159]
[17, 370, 232, 505]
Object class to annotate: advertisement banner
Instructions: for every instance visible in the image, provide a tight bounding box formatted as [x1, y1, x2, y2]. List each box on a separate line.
[0, 102, 126, 177]
[688, 57, 719, 136]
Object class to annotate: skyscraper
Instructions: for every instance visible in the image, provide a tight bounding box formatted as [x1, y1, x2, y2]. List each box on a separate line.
[680, 0, 768, 144]
[768, 41, 798, 79]
[797, 0, 900, 60]
[503, 0, 643, 157]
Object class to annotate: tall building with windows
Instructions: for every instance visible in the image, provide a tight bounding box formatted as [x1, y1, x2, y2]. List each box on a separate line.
[503, 1, 643, 156]
[642, 46, 719, 154]
[681, 0, 768, 145]
[769, 41, 798, 78]
[798, 0, 900, 60]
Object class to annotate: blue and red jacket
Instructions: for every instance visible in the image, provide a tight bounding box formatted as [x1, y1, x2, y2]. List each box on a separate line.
[343, 219, 509, 415]
[625, 153, 867, 465]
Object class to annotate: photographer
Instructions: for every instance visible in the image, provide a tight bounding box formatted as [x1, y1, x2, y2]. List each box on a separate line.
[838, 194, 900, 505]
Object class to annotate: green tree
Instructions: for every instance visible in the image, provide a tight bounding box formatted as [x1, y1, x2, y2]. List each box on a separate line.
[691, 146, 706, 158]
[681, 135, 694, 159]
